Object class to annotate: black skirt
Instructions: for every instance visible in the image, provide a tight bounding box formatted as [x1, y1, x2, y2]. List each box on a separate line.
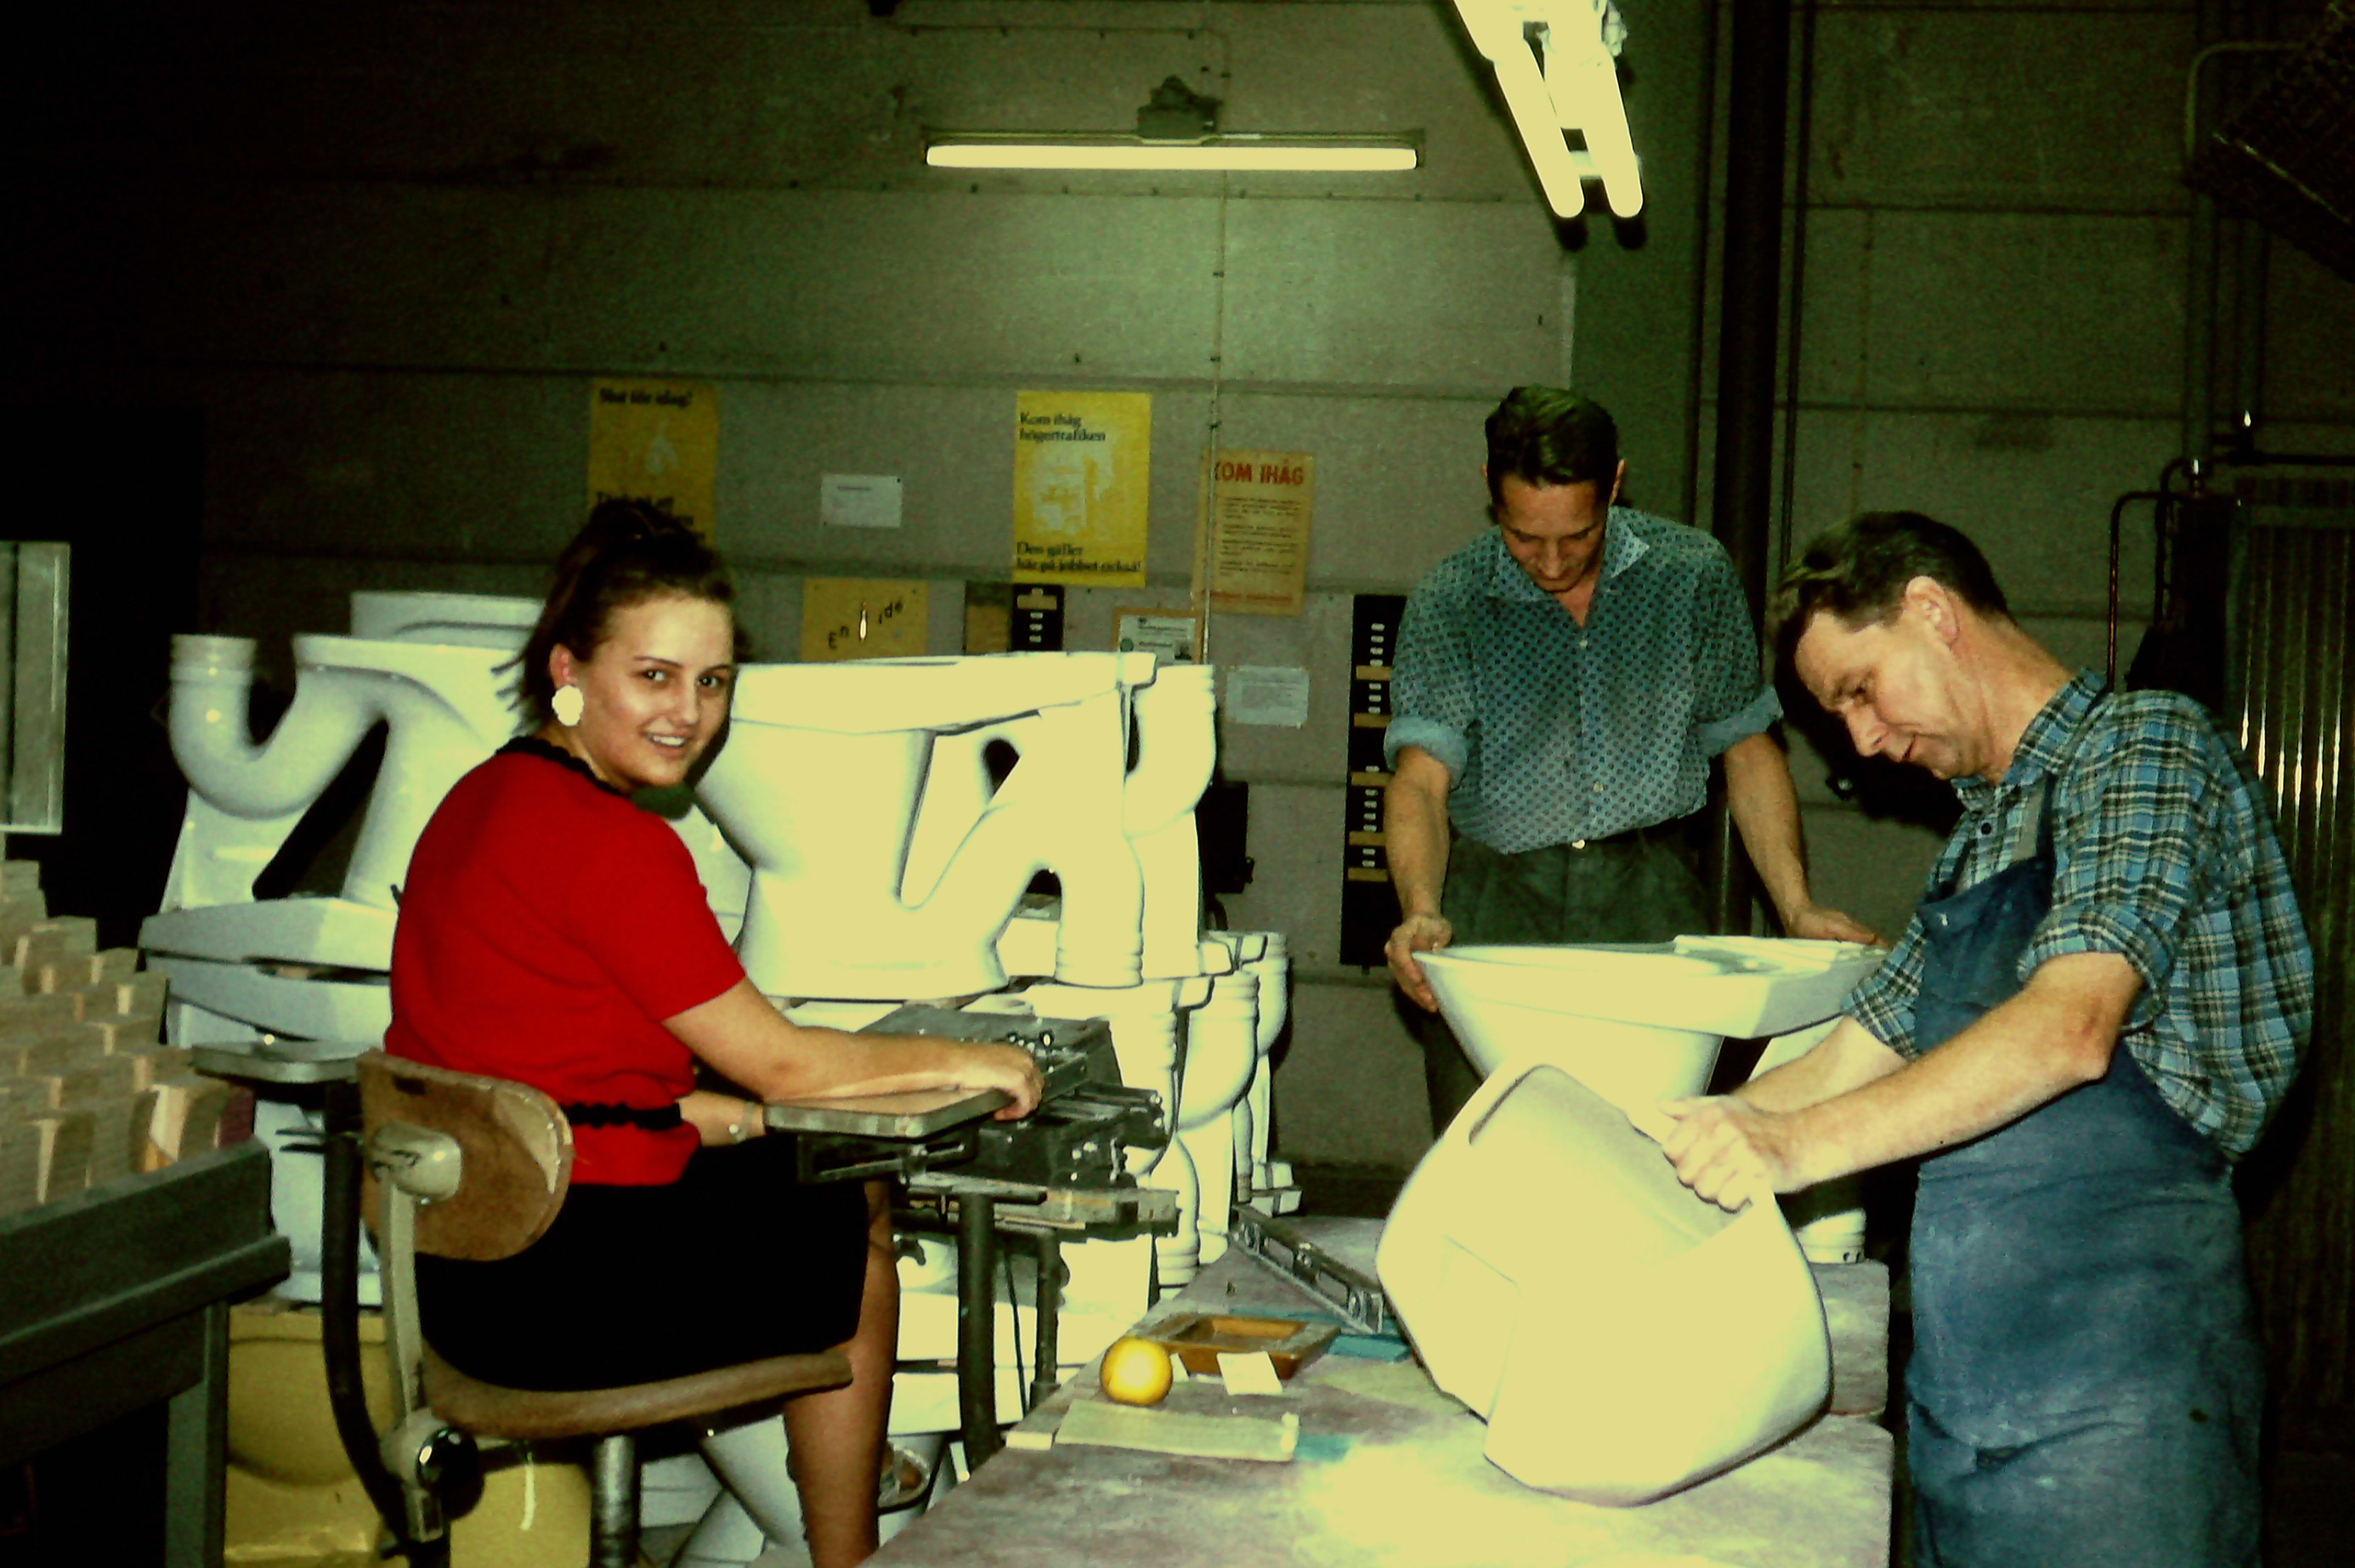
[415, 1135, 873, 1391]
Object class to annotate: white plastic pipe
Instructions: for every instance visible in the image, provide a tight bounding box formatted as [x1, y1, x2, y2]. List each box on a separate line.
[169, 635, 374, 820]
[166, 632, 522, 915]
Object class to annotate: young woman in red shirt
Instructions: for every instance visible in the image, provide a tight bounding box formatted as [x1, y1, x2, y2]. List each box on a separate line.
[388, 500, 1041, 1567]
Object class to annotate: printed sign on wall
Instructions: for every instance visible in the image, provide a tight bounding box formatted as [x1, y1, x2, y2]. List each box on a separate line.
[589, 380, 719, 534]
[1207, 449, 1313, 616]
[800, 578, 930, 662]
[1013, 391, 1151, 586]
[1114, 607, 1202, 665]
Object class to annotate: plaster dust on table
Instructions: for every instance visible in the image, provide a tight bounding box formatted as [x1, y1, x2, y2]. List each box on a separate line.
[1285, 1433, 1697, 1568]
[1318, 1359, 1466, 1416]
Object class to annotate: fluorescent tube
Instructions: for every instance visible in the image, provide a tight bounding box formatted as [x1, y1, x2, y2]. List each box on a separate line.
[926, 136, 1420, 174]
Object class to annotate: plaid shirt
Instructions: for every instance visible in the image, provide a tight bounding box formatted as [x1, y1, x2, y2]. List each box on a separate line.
[1385, 509, 1778, 853]
[1846, 671, 2312, 1158]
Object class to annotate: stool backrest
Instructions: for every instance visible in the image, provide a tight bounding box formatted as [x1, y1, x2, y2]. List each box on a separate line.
[358, 1051, 574, 1262]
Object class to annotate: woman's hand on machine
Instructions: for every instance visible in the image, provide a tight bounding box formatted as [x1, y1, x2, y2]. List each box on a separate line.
[957, 1042, 1046, 1119]
[678, 1089, 766, 1146]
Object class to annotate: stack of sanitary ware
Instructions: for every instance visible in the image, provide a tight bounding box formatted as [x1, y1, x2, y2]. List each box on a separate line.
[0, 858, 248, 1216]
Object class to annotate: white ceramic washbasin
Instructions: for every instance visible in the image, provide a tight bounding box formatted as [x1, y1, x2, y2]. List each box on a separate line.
[1376, 1060, 1831, 1504]
[1417, 937, 1883, 1116]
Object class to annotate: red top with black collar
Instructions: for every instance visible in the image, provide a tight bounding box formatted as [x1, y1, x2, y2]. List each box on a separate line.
[387, 739, 745, 1185]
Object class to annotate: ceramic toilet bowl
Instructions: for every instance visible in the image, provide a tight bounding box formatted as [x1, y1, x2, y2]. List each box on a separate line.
[228, 1303, 588, 1562]
[149, 632, 525, 970]
[1376, 1061, 1831, 1504]
[701, 655, 1154, 1000]
[906, 659, 1214, 981]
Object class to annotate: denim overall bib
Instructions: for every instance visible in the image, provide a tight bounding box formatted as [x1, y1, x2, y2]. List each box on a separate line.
[1904, 749, 2265, 1567]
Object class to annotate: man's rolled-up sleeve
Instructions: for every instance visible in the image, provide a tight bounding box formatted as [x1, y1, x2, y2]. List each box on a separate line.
[1689, 551, 1780, 759]
[2025, 711, 2227, 1030]
[1386, 587, 1475, 781]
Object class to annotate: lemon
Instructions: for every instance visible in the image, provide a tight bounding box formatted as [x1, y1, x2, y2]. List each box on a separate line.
[1098, 1336, 1174, 1406]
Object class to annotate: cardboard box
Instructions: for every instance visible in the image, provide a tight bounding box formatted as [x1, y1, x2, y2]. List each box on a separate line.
[64, 1093, 139, 1189]
[1, 1032, 98, 1078]
[18, 917, 98, 972]
[6, 1076, 62, 1114]
[112, 1045, 197, 1090]
[0, 1122, 41, 1215]
[25, 1108, 95, 1204]
[43, 984, 124, 1022]
[139, 1076, 244, 1170]
[0, 992, 84, 1039]
[118, 973, 169, 1015]
[0, 890, 50, 935]
[87, 948, 139, 985]
[56, 1056, 137, 1105]
[88, 1012, 163, 1051]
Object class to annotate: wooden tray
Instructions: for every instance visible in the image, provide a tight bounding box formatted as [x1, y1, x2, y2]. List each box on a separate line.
[1138, 1313, 1340, 1379]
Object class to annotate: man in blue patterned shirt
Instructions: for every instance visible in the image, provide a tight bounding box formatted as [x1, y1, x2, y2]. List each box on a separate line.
[1384, 386, 1874, 1134]
[1659, 512, 2310, 1568]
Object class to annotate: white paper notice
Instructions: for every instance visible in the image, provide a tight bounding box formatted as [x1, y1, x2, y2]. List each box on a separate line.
[1115, 609, 1201, 667]
[1224, 665, 1311, 727]
[820, 473, 903, 529]
[1216, 1351, 1289, 1396]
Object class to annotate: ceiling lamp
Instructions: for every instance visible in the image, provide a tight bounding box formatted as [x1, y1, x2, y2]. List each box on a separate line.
[926, 76, 1422, 175]
[1450, 0, 1642, 219]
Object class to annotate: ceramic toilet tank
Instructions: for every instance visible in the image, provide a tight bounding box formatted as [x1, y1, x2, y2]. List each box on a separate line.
[1376, 1062, 1832, 1504]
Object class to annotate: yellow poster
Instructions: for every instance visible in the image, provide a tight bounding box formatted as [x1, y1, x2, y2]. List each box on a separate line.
[588, 380, 719, 535]
[1013, 391, 1151, 586]
[1207, 449, 1314, 616]
[800, 578, 929, 662]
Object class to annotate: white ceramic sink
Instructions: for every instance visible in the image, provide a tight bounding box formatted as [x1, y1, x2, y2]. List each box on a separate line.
[1417, 937, 1884, 1111]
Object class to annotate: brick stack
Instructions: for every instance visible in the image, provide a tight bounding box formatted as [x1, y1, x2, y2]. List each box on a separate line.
[0, 860, 253, 1217]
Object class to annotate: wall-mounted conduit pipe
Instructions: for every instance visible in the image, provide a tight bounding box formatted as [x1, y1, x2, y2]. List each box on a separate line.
[1707, 0, 1795, 935]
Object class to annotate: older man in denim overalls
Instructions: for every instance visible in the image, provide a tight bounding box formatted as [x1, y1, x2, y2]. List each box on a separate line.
[1657, 511, 2312, 1567]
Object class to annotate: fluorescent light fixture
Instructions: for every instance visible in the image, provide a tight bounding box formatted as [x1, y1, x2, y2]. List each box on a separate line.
[1451, 0, 1643, 219]
[928, 75, 1419, 177]
[927, 134, 1421, 173]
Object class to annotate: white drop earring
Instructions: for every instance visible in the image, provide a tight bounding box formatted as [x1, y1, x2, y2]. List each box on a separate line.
[551, 685, 585, 727]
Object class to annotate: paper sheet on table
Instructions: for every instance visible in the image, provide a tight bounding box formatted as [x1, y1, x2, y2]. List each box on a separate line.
[1218, 1351, 1289, 1396]
[1056, 1400, 1299, 1461]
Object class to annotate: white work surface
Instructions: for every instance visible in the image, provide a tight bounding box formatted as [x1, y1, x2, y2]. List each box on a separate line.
[874, 1221, 1894, 1568]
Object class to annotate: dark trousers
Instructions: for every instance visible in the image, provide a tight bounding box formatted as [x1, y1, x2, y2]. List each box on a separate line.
[1415, 826, 1710, 1136]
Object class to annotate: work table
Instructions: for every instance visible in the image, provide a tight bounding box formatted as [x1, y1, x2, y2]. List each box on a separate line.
[877, 1222, 1892, 1568]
